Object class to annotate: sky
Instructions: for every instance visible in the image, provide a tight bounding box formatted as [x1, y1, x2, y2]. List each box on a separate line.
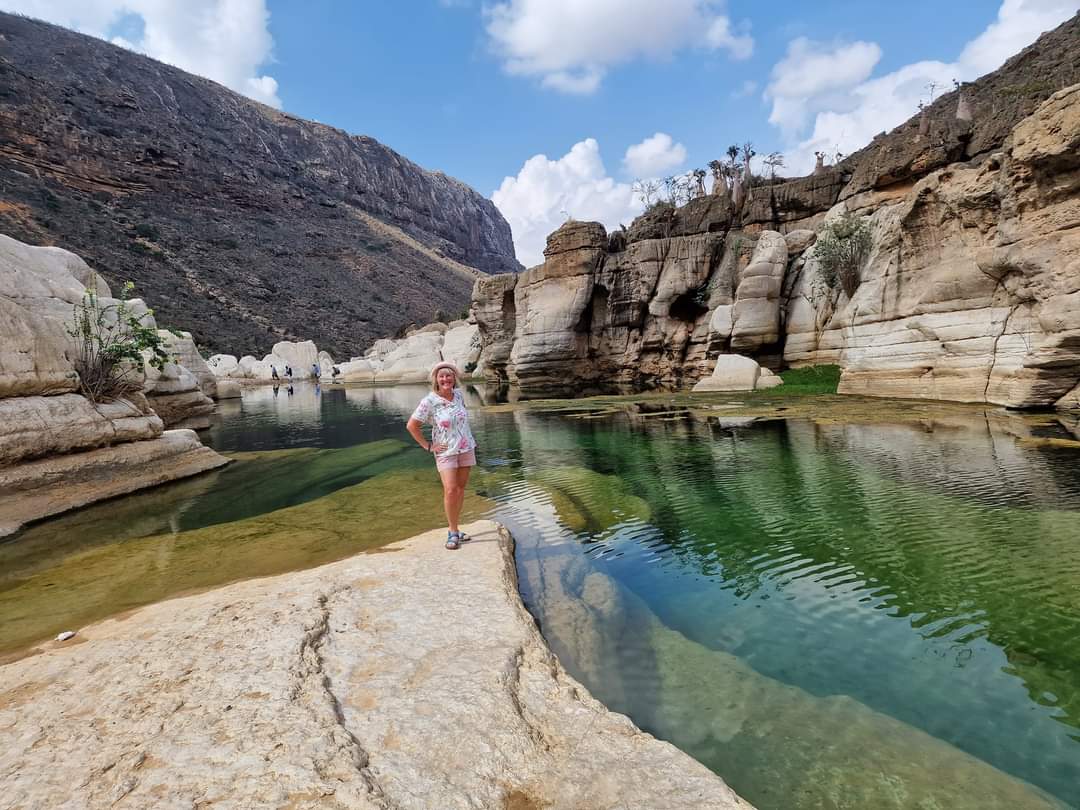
[3, 0, 1078, 266]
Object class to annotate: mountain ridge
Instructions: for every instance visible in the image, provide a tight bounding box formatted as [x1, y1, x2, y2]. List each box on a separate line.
[0, 11, 521, 357]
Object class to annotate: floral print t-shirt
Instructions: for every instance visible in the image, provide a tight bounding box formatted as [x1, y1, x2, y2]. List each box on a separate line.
[411, 389, 477, 459]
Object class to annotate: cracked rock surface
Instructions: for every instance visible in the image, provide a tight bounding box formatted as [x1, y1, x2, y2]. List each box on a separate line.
[0, 521, 751, 810]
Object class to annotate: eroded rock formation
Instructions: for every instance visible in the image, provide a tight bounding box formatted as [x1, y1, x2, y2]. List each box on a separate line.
[474, 71, 1080, 408]
[0, 234, 226, 537]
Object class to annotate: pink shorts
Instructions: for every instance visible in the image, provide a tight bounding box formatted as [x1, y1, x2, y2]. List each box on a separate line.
[436, 449, 476, 471]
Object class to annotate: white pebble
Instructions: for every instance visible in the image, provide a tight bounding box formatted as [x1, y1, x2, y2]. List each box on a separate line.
[55, 630, 76, 642]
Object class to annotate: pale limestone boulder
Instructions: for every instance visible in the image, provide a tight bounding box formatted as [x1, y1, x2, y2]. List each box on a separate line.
[246, 353, 287, 380]
[0, 393, 162, 466]
[271, 340, 319, 377]
[145, 389, 215, 430]
[784, 229, 817, 256]
[416, 321, 448, 335]
[142, 357, 198, 395]
[237, 355, 258, 377]
[692, 354, 782, 392]
[731, 231, 788, 352]
[0, 233, 108, 319]
[472, 272, 519, 385]
[161, 331, 217, 398]
[0, 522, 752, 808]
[317, 350, 335, 374]
[0, 429, 227, 538]
[0, 234, 162, 399]
[207, 354, 240, 378]
[709, 304, 734, 336]
[141, 356, 214, 429]
[376, 332, 443, 384]
[336, 358, 376, 382]
[366, 338, 399, 360]
[215, 379, 242, 399]
[0, 295, 78, 398]
[508, 221, 606, 392]
[757, 368, 784, 389]
[442, 323, 481, 373]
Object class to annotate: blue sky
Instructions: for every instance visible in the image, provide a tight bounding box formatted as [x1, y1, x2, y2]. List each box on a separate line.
[5, 0, 1079, 264]
[270, 0, 983, 194]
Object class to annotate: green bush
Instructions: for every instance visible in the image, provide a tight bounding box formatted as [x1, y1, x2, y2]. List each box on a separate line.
[814, 214, 872, 298]
[134, 222, 160, 241]
[66, 282, 172, 402]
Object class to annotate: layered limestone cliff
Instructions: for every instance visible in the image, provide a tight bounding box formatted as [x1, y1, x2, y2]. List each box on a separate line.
[0, 521, 753, 810]
[0, 12, 520, 358]
[474, 70, 1080, 408]
[0, 234, 227, 537]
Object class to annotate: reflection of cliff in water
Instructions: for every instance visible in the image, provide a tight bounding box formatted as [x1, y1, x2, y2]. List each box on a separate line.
[515, 529, 1064, 810]
[505, 406, 1080, 804]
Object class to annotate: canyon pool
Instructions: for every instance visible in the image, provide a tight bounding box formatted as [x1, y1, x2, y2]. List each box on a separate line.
[2, 383, 1079, 809]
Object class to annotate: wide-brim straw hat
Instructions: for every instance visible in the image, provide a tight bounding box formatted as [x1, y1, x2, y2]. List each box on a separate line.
[429, 361, 462, 380]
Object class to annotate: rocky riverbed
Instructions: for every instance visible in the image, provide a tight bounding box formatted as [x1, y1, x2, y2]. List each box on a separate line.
[0, 520, 752, 810]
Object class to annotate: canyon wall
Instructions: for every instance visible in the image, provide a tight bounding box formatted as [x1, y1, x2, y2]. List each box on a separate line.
[473, 17, 1080, 408]
[0, 12, 520, 358]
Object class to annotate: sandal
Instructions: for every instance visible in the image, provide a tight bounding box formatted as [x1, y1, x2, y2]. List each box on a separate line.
[445, 531, 461, 550]
[457, 530, 471, 543]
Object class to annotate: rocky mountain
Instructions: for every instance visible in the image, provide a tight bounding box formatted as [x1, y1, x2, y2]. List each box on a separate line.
[0, 12, 520, 358]
[473, 14, 1080, 410]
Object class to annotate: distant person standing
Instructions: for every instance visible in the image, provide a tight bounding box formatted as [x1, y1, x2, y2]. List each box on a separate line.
[271, 365, 279, 381]
[332, 365, 341, 383]
[312, 362, 320, 379]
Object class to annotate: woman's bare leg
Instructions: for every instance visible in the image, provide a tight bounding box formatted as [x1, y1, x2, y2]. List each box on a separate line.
[453, 465, 472, 527]
[439, 466, 463, 533]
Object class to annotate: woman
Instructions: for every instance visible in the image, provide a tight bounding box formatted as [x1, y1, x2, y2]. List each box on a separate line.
[406, 361, 477, 550]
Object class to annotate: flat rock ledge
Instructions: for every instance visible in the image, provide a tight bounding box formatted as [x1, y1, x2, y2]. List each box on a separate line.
[0, 430, 228, 538]
[0, 520, 752, 810]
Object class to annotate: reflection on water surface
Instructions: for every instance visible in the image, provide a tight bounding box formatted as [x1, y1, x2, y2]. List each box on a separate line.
[2, 382, 1079, 809]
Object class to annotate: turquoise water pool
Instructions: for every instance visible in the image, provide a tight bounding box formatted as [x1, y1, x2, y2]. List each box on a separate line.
[3, 383, 1078, 808]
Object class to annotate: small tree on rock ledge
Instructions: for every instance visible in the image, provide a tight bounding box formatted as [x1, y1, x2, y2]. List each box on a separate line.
[66, 281, 173, 403]
[814, 214, 873, 299]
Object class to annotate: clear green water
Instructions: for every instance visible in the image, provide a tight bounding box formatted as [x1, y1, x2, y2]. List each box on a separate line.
[2, 383, 1079, 809]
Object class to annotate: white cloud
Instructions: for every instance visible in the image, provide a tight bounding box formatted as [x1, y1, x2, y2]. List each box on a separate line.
[958, 0, 1079, 74]
[770, 0, 1079, 174]
[622, 132, 687, 178]
[765, 38, 882, 134]
[492, 139, 644, 267]
[704, 15, 753, 59]
[484, 0, 752, 94]
[1, 0, 281, 108]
